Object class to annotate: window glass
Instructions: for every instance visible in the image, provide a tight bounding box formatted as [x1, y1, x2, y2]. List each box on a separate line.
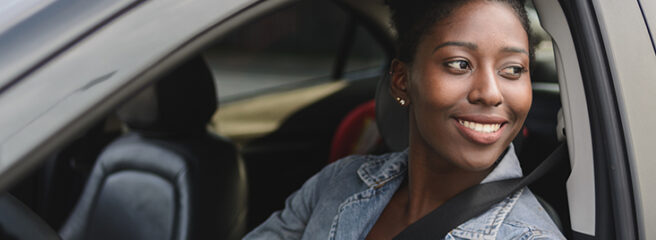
[204, 0, 391, 143]
[343, 24, 387, 78]
[204, 0, 347, 102]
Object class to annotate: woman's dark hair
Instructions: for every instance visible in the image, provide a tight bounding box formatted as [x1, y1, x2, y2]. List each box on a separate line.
[386, 0, 534, 65]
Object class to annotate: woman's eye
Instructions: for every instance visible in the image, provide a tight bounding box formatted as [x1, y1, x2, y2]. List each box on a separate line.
[499, 66, 526, 79]
[444, 60, 470, 72]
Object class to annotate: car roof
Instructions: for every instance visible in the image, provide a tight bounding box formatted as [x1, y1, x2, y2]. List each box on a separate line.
[0, 0, 143, 92]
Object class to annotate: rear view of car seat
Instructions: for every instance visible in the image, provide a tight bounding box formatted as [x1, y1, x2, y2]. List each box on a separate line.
[59, 58, 247, 240]
[328, 100, 382, 163]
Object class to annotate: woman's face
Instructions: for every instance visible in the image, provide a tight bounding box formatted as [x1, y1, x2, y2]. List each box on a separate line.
[395, 0, 532, 171]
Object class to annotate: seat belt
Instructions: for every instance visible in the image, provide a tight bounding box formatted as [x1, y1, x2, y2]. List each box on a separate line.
[393, 142, 568, 240]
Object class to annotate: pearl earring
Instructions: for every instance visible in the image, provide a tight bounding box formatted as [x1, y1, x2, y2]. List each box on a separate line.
[396, 97, 406, 106]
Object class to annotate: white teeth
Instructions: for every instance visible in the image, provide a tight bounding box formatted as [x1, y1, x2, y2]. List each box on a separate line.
[457, 119, 502, 133]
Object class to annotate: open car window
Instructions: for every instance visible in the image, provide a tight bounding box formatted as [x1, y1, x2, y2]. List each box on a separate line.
[204, 0, 388, 144]
[204, 0, 386, 103]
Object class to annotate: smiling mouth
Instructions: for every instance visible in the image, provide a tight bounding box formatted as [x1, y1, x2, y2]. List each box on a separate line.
[457, 119, 503, 133]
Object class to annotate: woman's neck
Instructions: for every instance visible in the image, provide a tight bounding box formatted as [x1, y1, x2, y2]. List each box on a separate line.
[402, 147, 494, 222]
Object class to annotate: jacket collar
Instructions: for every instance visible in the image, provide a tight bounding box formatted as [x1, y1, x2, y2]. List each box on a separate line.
[356, 150, 409, 188]
[481, 144, 523, 183]
[356, 144, 522, 188]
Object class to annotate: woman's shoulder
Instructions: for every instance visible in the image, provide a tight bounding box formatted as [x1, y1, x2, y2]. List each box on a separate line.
[308, 151, 408, 201]
[499, 188, 566, 239]
[449, 187, 565, 239]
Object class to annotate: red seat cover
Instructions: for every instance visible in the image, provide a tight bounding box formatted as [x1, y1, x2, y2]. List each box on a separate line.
[329, 100, 381, 163]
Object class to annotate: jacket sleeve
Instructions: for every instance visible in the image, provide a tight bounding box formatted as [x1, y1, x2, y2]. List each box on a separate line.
[243, 159, 347, 240]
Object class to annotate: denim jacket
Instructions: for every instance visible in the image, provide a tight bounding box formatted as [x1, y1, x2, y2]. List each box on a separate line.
[244, 145, 565, 239]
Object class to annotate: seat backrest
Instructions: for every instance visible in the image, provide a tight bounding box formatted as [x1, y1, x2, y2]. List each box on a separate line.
[328, 100, 381, 163]
[59, 58, 248, 240]
[327, 74, 406, 164]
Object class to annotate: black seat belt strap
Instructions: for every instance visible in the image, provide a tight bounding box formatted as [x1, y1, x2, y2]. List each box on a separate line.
[393, 143, 568, 240]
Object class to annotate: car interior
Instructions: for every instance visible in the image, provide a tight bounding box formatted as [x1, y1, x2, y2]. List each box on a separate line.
[2, 0, 573, 239]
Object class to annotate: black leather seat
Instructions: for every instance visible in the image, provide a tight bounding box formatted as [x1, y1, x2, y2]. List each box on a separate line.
[59, 58, 248, 240]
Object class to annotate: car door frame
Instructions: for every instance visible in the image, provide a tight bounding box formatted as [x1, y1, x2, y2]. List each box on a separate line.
[536, 0, 655, 239]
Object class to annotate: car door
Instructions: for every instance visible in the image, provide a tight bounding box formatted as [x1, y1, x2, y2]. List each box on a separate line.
[534, 0, 655, 239]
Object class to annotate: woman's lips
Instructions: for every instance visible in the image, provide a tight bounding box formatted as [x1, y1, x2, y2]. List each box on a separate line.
[453, 117, 507, 145]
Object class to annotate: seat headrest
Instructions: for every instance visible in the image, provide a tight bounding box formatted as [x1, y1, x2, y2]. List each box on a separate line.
[375, 74, 409, 151]
[118, 57, 217, 134]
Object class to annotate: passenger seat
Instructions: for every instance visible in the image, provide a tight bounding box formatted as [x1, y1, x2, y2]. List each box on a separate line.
[59, 57, 248, 240]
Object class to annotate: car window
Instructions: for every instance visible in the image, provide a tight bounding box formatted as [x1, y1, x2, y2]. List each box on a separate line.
[204, 0, 347, 103]
[204, 0, 388, 144]
[203, 1, 391, 228]
[343, 24, 387, 78]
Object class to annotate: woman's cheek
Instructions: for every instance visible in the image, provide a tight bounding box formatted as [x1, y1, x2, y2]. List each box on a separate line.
[518, 80, 533, 116]
[505, 80, 532, 124]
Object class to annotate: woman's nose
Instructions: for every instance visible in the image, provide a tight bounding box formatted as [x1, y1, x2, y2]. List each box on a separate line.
[467, 68, 503, 106]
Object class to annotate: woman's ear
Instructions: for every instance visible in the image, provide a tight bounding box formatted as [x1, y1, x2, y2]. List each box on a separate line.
[389, 59, 410, 106]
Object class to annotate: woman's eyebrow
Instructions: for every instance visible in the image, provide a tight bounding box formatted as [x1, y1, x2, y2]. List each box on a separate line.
[501, 46, 528, 55]
[432, 41, 477, 53]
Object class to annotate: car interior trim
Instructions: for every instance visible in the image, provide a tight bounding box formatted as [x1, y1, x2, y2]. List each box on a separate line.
[331, 15, 357, 80]
[533, 0, 597, 237]
[334, 0, 395, 58]
[572, 231, 596, 240]
[592, 0, 656, 239]
[0, 194, 61, 240]
[561, 0, 639, 239]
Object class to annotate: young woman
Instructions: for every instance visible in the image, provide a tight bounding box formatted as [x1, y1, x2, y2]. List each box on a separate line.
[245, 0, 565, 239]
